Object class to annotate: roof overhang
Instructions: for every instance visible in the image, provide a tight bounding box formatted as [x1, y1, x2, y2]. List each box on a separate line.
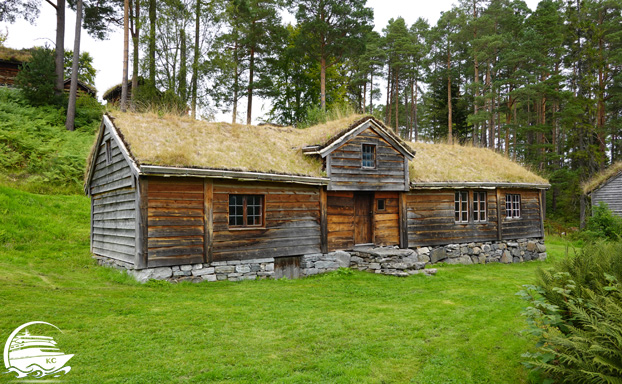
[139, 165, 329, 186]
[410, 181, 551, 190]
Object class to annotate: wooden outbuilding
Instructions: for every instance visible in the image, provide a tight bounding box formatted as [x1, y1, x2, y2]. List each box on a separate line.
[584, 162, 622, 217]
[85, 113, 550, 279]
[63, 78, 97, 98]
[0, 47, 31, 86]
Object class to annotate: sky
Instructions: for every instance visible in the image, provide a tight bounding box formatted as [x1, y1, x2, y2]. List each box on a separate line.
[1, 0, 542, 123]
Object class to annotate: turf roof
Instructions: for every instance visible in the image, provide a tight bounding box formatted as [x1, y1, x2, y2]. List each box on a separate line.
[104, 111, 548, 185]
[582, 161, 622, 194]
[0, 46, 31, 62]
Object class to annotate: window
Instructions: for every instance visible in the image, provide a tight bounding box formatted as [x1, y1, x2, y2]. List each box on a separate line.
[229, 195, 263, 227]
[362, 144, 376, 168]
[506, 194, 521, 218]
[473, 192, 487, 222]
[454, 191, 469, 223]
[377, 199, 386, 211]
[105, 139, 113, 165]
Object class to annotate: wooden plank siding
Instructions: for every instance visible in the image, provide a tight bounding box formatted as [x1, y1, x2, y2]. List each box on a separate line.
[406, 189, 499, 247]
[146, 178, 205, 265]
[499, 189, 544, 239]
[90, 127, 137, 264]
[327, 128, 407, 191]
[212, 181, 321, 261]
[374, 192, 400, 246]
[327, 191, 355, 251]
[591, 173, 622, 218]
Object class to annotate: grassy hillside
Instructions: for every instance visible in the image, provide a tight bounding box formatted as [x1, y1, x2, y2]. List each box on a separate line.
[0, 87, 100, 194]
[0, 184, 579, 383]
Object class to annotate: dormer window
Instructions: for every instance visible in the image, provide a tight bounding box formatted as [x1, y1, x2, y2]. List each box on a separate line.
[362, 144, 376, 168]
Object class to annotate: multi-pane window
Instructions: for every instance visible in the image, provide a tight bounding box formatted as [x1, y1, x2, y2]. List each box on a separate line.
[362, 144, 376, 168]
[506, 194, 521, 218]
[473, 192, 487, 222]
[454, 191, 469, 223]
[229, 195, 263, 227]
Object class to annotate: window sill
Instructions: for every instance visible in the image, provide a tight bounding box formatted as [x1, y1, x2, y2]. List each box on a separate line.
[227, 226, 266, 231]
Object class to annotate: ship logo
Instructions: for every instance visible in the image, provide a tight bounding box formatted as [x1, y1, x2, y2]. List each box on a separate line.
[3, 321, 73, 378]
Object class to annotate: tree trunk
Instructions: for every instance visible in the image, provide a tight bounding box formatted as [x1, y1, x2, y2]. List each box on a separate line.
[369, 72, 373, 114]
[472, 0, 479, 146]
[191, 0, 200, 119]
[148, 0, 156, 95]
[179, 28, 187, 104]
[246, 46, 254, 125]
[385, 66, 391, 124]
[120, 0, 129, 112]
[55, 0, 65, 96]
[394, 68, 399, 133]
[65, 0, 81, 131]
[447, 48, 453, 145]
[131, 0, 139, 105]
[232, 40, 238, 124]
[320, 54, 326, 111]
[414, 79, 418, 142]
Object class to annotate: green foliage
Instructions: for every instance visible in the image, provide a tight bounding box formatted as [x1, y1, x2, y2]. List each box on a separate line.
[519, 242, 622, 383]
[580, 203, 622, 242]
[298, 102, 357, 128]
[63, 50, 97, 86]
[0, 87, 100, 194]
[15, 46, 64, 106]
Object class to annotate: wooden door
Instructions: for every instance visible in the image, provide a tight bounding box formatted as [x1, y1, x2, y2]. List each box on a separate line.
[354, 193, 373, 244]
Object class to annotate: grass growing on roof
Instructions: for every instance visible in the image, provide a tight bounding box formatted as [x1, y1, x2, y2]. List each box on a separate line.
[0, 183, 574, 383]
[109, 112, 364, 177]
[582, 161, 622, 194]
[0, 46, 32, 62]
[408, 141, 548, 184]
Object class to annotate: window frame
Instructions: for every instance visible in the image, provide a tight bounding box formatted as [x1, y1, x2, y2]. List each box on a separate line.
[228, 194, 265, 229]
[377, 198, 386, 212]
[105, 138, 113, 165]
[454, 191, 469, 223]
[472, 191, 487, 223]
[361, 143, 376, 169]
[505, 194, 521, 219]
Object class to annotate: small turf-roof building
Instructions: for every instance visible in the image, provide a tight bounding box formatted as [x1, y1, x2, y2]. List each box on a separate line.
[85, 113, 550, 281]
[583, 162, 622, 218]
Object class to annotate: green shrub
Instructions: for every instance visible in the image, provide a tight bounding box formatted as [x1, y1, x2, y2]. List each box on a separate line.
[15, 46, 65, 106]
[518, 242, 622, 383]
[580, 202, 622, 242]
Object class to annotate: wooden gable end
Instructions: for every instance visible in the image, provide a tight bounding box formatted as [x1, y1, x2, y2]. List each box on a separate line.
[592, 172, 622, 217]
[326, 126, 409, 191]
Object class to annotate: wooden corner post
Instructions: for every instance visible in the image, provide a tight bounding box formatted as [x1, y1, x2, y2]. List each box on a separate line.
[320, 187, 328, 254]
[399, 192, 408, 249]
[496, 188, 503, 242]
[204, 179, 214, 263]
[135, 177, 148, 269]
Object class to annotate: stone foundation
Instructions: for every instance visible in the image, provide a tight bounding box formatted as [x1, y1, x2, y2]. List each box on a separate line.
[95, 238, 546, 283]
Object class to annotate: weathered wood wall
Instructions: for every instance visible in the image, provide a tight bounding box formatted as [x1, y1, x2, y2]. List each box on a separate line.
[327, 191, 355, 251]
[0, 61, 20, 86]
[592, 173, 622, 217]
[374, 192, 400, 246]
[212, 181, 321, 261]
[146, 178, 205, 266]
[406, 189, 499, 247]
[90, 126, 136, 264]
[328, 127, 407, 191]
[500, 189, 543, 239]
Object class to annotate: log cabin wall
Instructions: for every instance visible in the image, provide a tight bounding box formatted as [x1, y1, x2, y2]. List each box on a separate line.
[212, 180, 321, 261]
[146, 178, 205, 267]
[327, 191, 355, 251]
[591, 173, 622, 217]
[373, 192, 400, 246]
[406, 189, 499, 247]
[499, 189, 544, 239]
[0, 61, 20, 86]
[90, 125, 136, 265]
[327, 127, 408, 191]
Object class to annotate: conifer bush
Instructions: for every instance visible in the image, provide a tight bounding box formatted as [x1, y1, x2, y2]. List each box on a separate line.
[519, 242, 622, 383]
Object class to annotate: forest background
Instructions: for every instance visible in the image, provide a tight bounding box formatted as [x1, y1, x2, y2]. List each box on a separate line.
[1, 0, 622, 229]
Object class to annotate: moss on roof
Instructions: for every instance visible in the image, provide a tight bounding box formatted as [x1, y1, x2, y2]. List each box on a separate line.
[408, 141, 547, 184]
[0, 46, 32, 62]
[103, 111, 548, 185]
[582, 161, 622, 194]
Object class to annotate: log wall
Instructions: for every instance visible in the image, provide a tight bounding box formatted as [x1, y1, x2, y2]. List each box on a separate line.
[0, 61, 20, 86]
[212, 181, 321, 261]
[146, 178, 205, 266]
[591, 173, 622, 217]
[374, 192, 400, 246]
[327, 191, 355, 251]
[500, 189, 544, 239]
[90, 126, 136, 264]
[328, 127, 407, 191]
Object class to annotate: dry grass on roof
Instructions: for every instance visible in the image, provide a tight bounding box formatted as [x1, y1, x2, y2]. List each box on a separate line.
[109, 112, 363, 177]
[0, 46, 32, 62]
[582, 161, 622, 194]
[407, 141, 548, 184]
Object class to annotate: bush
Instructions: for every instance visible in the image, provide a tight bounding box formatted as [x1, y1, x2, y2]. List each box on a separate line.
[580, 202, 622, 242]
[518, 242, 622, 383]
[15, 46, 65, 106]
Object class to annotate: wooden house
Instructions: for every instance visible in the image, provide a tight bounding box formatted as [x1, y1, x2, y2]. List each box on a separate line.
[584, 162, 622, 217]
[0, 47, 31, 86]
[63, 78, 97, 98]
[85, 113, 550, 281]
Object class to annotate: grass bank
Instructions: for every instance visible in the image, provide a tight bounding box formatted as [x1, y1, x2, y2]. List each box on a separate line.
[0, 185, 576, 383]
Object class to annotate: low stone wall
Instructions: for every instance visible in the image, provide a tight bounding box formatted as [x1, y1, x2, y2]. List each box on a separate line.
[95, 238, 546, 283]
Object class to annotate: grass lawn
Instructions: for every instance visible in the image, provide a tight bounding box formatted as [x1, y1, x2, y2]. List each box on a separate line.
[0, 185, 577, 383]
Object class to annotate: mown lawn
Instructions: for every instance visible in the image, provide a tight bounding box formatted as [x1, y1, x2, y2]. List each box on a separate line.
[0, 185, 576, 383]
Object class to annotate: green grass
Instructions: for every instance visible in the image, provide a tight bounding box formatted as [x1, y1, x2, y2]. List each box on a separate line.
[0, 185, 577, 383]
